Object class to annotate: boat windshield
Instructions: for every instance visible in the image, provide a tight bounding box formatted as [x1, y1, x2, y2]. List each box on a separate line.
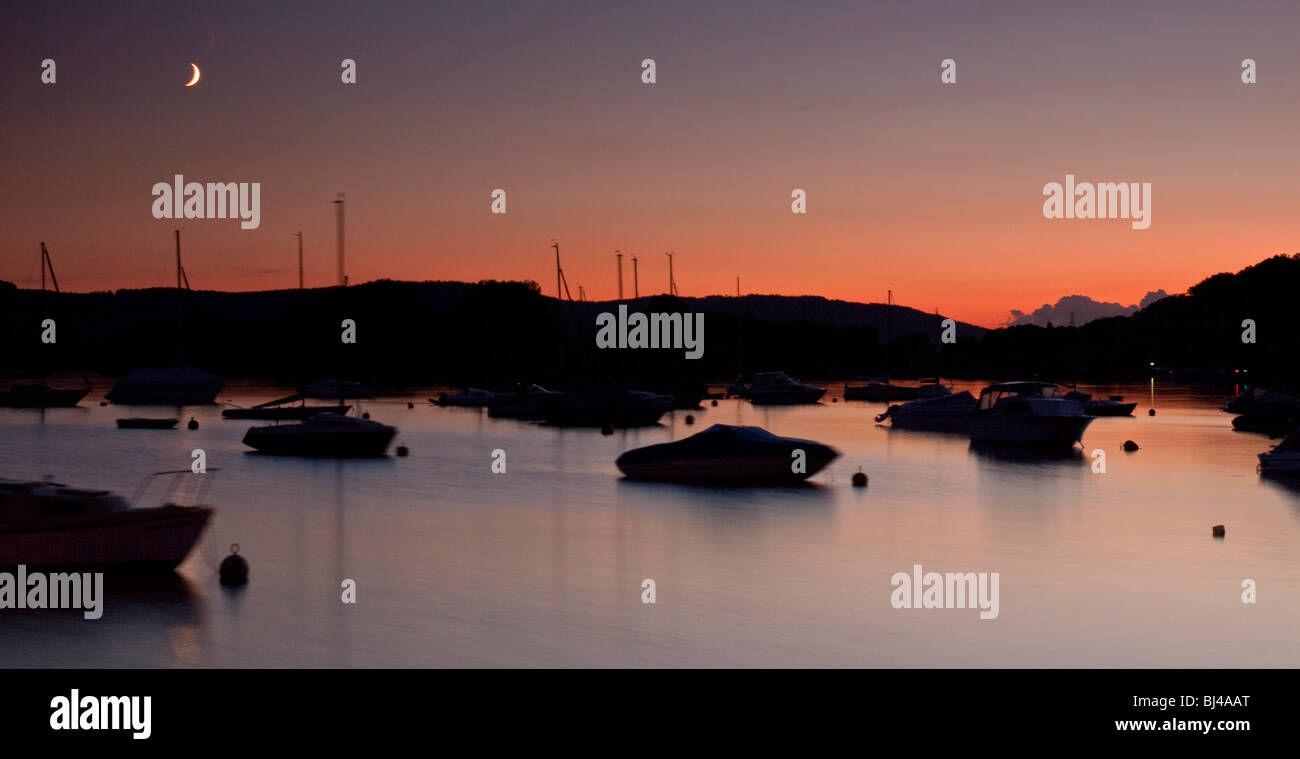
[978, 383, 1060, 410]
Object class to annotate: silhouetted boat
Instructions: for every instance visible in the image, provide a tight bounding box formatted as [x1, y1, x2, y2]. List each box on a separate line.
[116, 417, 179, 429]
[542, 389, 670, 427]
[969, 382, 1092, 448]
[0, 381, 89, 408]
[106, 364, 224, 405]
[434, 388, 495, 407]
[487, 384, 563, 419]
[0, 471, 213, 570]
[738, 371, 825, 405]
[616, 424, 839, 484]
[1063, 390, 1137, 417]
[222, 404, 350, 420]
[1224, 387, 1300, 414]
[241, 413, 396, 457]
[876, 390, 977, 432]
[1259, 428, 1300, 473]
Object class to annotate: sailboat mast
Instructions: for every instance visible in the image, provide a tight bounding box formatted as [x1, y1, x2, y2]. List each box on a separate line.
[296, 231, 304, 289]
[175, 229, 182, 289]
[334, 196, 345, 287]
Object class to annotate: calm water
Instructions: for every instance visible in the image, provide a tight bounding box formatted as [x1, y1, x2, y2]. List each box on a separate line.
[2, 380, 1298, 668]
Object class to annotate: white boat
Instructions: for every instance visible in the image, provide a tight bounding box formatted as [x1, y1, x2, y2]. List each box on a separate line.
[0, 472, 214, 570]
[969, 382, 1092, 448]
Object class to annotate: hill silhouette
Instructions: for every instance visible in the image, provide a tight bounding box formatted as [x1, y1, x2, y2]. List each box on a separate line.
[1, 256, 1297, 388]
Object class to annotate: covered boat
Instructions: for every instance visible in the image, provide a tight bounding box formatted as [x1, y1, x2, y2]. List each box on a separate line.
[542, 389, 670, 427]
[242, 413, 396, 457]
[615, 423, 839, 484]
[106, 364, 225, 405]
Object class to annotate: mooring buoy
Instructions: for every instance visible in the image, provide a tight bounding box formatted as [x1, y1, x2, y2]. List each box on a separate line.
[219, 544, 249, 586]
[1212, 524, 1225, 537]
[1122, 440, 1139, 452]
[187, 417, 199, 430]
[852, 469, 868, 487]
[396, 444, 409, 457]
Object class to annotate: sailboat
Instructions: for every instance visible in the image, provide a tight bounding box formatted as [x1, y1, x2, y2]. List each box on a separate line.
[106, 232, 226, 405]
[0, 243, 91, 408]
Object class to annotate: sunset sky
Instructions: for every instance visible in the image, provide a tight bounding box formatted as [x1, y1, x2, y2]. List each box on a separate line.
[3, 0, 1299, 326]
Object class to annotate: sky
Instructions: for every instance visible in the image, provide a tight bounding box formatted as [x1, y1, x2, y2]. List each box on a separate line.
[3, 0, 1299, 327]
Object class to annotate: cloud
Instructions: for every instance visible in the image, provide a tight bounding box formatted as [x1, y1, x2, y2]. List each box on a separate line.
[1007, 290, 1169, 327]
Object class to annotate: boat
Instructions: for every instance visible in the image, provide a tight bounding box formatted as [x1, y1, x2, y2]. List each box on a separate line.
[1224, 387, 1300, 415]
[1259, 428, 1300, 473]
[241, 413, 396, 457]
[301, 379, 373, 400]
[106, 364, 225, 405]
[1063, 390, 1137, 417]
[969, 382, 1092, 448]
[876, 390, 977, 432]
[116, 417, 179, 429]
[542, 389, 670, 428]
[222, 403, 350, 420]
[433, 388, 495, 407]
[615, 424, 840, 484]
[845, 377, 952, 402]
[738, 372, 826, 405]
[0, 471, 214, 570]
[221, 393, 350, 420]
[487, 384, 563, 419]
[1232, 412, 1299, 437]
[0, 381, 89, 408]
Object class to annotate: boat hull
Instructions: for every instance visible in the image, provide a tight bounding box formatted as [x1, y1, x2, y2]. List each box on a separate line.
[1083, 402, 1137, 417]
[617, 454, 836, 484]
[0, 506, 213, 570]
[116, 418, 179, 429]
[969, 414, 1092, 447]
[242, 427, 396, 457]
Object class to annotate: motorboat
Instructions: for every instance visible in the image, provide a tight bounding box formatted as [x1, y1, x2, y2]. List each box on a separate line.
[434, 388, 495, 407]
[542, 389, 670, 428]
[969, 382, 1092, 448]
[0, 471, 214, 570]
[845, 377, 953, 402]
[876, 390, 977, 432]
[487, 384, 563, 419]
[738, 372, 826, 405]
[241, 413, 396, 457]
[615, 424, 840, 484]
[1063, 390, 1137, 417]
[1259, 428, 1300, 473]
[0, 381, 89, 408]
[116, 417, 179, 429]
[106, 364, 225, 405]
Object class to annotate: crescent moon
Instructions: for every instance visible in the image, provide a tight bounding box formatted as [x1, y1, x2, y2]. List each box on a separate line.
[185, 63, 201, 87]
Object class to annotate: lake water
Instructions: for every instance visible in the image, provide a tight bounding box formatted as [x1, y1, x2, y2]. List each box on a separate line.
[2, 380, 1297, 668]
